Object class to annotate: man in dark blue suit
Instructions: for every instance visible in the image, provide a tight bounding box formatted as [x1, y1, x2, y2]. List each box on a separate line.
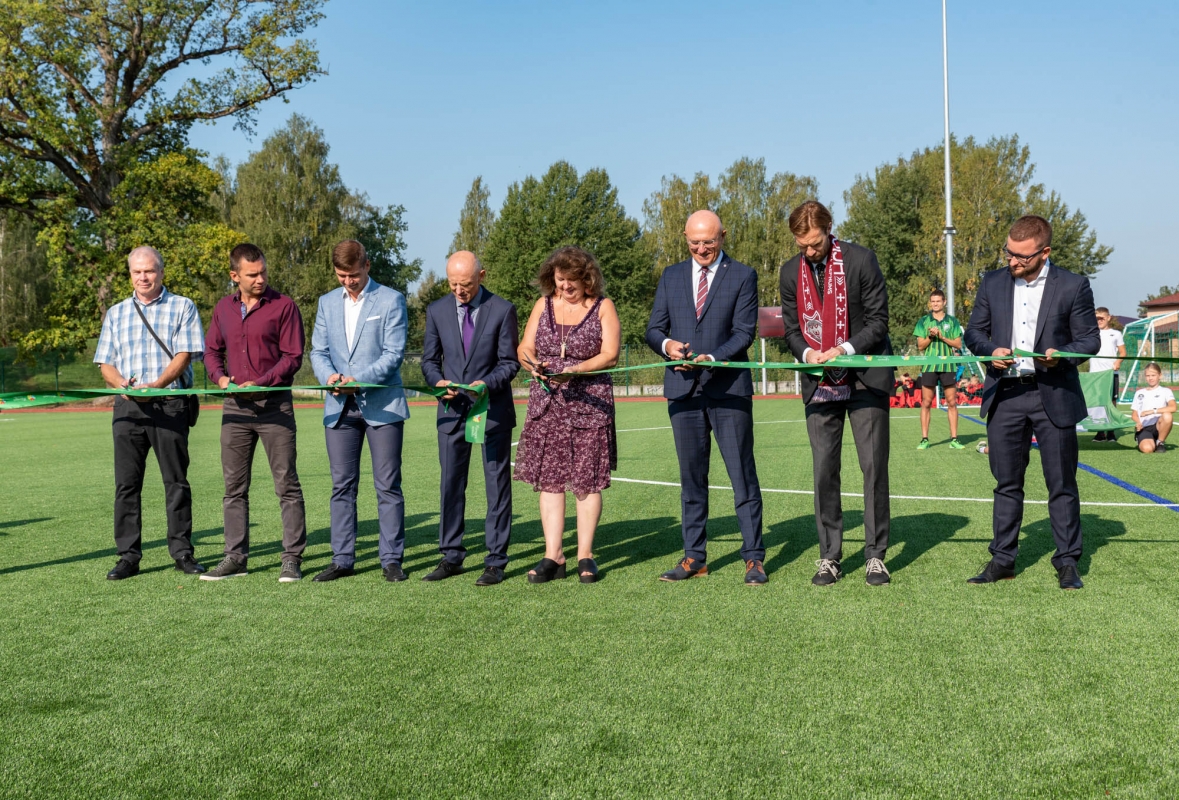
[421, 251, 520, 586]
[963, 215, 1100, 590]
[646, 210, 766, 585]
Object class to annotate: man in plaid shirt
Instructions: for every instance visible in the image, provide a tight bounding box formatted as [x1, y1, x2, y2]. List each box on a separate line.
[94, 246, 206, 580]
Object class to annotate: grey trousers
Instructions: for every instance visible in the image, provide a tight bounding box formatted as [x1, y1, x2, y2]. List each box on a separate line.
[804, 387, 890, 562]
[220, 393, 307, 562]
[324, 402, 405, 569]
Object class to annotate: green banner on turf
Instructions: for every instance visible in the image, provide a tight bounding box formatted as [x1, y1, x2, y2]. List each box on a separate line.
[1076, 371, 1136, 432]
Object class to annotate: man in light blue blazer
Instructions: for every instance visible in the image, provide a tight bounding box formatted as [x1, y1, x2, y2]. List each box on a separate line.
[309, 240, 410, 582]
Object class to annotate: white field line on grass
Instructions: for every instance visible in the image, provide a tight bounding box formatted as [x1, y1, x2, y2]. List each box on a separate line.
[510, 418, 1178, 509]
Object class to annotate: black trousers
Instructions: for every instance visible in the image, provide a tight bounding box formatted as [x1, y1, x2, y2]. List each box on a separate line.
[668, 394, 764, 562]
[804, 387, 890, 562]
[112, 396, 194, 563]
[437, 425, 513, 568]
[986, 381, 1082, 569]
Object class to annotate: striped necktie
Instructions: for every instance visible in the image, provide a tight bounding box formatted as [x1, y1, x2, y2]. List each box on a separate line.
[696, 265, 709, 319]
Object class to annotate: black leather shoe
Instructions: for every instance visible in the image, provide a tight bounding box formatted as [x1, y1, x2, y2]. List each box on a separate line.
[744, 559, 768, 585]
[475, 566, 505, 586]
[106, 558, 139, 580]
[174, 555, 206, 574]
[313, 563, 355, 582]
[383, 563, 406, 582]
[422, 560, 464, 582]
[660, 557, 708, 581]
[1057, 564, 1083, 590]
[967, 560, 1015, 584]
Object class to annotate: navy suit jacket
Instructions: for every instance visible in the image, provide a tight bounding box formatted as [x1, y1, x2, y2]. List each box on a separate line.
[963, 263, 1100, 426]
[779, 240, 893, 402]
[645, 254, 757, 401]
[421, 287, 520, 435]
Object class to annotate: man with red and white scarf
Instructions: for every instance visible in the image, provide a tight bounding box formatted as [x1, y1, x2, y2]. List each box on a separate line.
[779, 201, 894, 586]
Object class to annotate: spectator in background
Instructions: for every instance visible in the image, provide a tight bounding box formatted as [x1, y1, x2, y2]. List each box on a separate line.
[913, 289, 966, 450]
[900, 373, 918, 408]
[1131, 362, 1175, 454]
[966, 374, 984, 405]
[1091, 307, 1126, 442]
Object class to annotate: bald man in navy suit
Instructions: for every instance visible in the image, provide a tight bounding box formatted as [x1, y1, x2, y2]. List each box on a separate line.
[421, 251, 520, 587]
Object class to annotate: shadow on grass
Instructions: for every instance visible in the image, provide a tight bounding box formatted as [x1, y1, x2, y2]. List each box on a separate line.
[0, 517, 53, 535]
[0, 525, 230, 576]
[1019, 513, 1129, 576]
[763, 512, 862, 575]
[297, 512, 439, 576]
[885, 512, 972, 574]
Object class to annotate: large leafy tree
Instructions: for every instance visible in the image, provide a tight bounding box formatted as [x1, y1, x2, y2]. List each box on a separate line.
[0, 0, 326, 352]
[841, 135, 1113, 348]
[482, 161, 650, 344]
[449, 176, 495, 258]
[0, 211, 50, 345]
[227, 114, 420, 339]
[640, 157, 820, 306]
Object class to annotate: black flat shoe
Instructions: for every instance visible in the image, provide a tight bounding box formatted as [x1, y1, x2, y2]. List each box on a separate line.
[967, 559, 1015, 584]
[1057, 564, 1083, 590]
[578, 558, 599, 584]
[527, 558, 566, 584]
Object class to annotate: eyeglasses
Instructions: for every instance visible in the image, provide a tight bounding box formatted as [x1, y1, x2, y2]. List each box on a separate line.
[686, 238, 719, 247]
[1002, 245, 1046, 264]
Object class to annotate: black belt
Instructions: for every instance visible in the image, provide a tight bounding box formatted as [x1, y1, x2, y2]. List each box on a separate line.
[1001, 374, 1037, 385]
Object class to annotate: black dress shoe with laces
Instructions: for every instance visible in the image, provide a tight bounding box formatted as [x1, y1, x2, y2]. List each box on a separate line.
[106, 558, 140, 580]
[312, 563, 355, 582]
[967, 560, 1015, 584]
[659, 557, 708, 581]
[1057, 564, 1083, 590]
[422, 560, 465, 582]
[383, 563, 407, 582]
[174, 555, 206, 574]
[475, 566, 504, 586]
[744, 560, 768, 585]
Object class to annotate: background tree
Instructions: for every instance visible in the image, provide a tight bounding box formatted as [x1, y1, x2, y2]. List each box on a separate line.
[406, 272, 452, 351]
[0, 211, 50, 345]
[0, 0, 325, 353]
[482, 161, 651, 343]
[841, 134, 1112, 349]
[640, 157, 819, 306]
[226, 115, 421, 340]
[450, 177, 495, 258]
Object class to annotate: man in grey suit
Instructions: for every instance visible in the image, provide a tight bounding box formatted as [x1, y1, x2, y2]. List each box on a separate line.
[963, 215, 1100, 590]
[780, 200, 893, 587]
[309, 239, 410, 582]
[421, 251, 520, 586]
[646, 210, 766, 585]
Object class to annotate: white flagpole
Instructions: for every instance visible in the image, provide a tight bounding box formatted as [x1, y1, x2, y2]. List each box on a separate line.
[942, 0, 956, 315]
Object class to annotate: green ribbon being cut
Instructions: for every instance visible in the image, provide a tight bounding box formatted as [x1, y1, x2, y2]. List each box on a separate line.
[403, 384, 489, 444]
[0, 381, 491, 445]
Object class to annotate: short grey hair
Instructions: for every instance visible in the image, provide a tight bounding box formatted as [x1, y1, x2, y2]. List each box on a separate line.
[127, 245, 164, 272]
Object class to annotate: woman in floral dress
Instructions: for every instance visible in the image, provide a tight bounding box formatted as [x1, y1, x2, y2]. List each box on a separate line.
[514, 246, 620, 583]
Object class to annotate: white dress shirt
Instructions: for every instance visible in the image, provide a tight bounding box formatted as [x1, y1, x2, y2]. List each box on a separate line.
[1009, 260, 1050, 375]
[661, 251, 725, 359]
[343, 279, 373, 351]
[799, 254, 857, 363]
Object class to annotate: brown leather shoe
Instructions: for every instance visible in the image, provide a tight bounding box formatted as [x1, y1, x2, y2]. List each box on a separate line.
[744, 560, 768, 585]
[660, 557, 708, 581]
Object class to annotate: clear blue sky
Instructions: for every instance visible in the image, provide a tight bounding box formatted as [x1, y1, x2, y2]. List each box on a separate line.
[190, 0, 1179, 317]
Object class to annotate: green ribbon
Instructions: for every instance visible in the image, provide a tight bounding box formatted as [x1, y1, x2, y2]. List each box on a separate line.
[0, 381, 491, 445]
[403, 384, 489, 444]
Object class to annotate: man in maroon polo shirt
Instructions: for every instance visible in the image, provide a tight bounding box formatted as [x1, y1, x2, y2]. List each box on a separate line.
[201, 243, 308, 583]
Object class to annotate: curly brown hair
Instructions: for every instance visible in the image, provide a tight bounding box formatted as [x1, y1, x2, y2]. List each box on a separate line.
[536, 246, 605, 297]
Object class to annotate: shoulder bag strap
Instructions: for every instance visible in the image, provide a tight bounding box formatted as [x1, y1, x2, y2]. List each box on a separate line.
[132, 299, 190, 389]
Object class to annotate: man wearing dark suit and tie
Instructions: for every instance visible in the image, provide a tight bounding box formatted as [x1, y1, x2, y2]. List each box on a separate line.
[646, 210, 766, 586]
[963, 215, 1100, 590]
[779, 200, 893, 587]
[420, 251, 520, 587]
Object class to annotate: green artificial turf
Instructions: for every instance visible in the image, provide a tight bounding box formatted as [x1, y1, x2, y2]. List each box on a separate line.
[1, 400, 1177, 799]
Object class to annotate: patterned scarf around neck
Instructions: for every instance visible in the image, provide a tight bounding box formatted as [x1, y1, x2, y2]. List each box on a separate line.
[797, 236, 851, 403]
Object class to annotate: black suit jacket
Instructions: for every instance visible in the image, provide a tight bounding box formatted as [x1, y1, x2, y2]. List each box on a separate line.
[644, 254, 758, 401]
[421, 287, 520, 434]
[779, 240, 893, 402]
[963, 263, 1100, 426]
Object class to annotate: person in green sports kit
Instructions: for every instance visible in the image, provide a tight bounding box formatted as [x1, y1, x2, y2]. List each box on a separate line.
[913, 288, 966, 450]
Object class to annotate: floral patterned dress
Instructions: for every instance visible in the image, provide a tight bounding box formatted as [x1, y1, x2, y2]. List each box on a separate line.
[513, 295, 617, 494]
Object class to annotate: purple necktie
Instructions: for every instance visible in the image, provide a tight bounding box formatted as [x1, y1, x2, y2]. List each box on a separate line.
[461, 303, 475, 355]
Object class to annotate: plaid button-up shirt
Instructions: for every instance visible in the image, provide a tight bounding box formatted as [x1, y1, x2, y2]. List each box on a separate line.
[94, 288, 205, 389]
